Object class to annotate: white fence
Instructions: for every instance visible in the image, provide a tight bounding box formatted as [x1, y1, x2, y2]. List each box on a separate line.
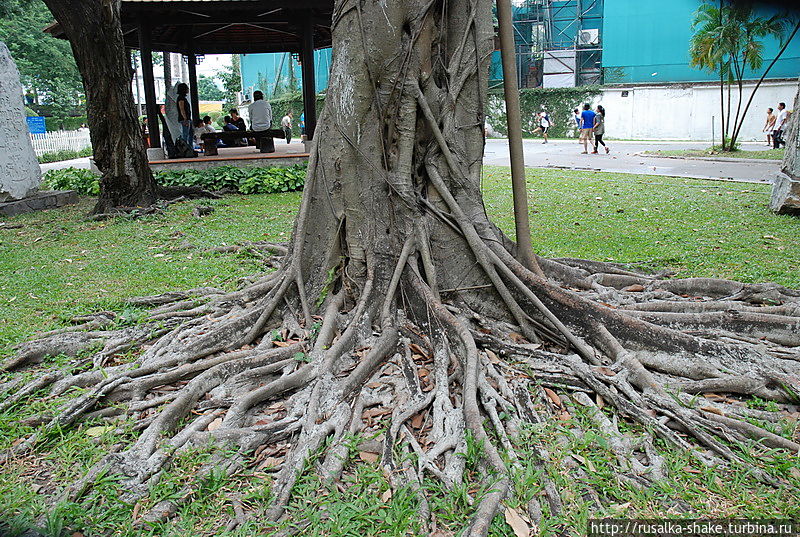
[29, 130, 92, 157]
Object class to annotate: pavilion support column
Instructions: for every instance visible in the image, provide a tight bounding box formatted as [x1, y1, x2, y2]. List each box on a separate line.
[138, 19, 160, 148]
[187, 50, 200, 121]
[300, 14, 317, 141]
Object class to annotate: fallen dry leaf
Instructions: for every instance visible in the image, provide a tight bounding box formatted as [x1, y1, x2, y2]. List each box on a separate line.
[411, 413, 424, 429]
[359, 451, 379, 464]
[543, 387, 562, 408]
[623, 284, 645, 292]
[486, 349, 501, 364]
[207, 417, 223, 431]
[509, 332, 526, 344]
[504, 506, 530, 537]
[381, 489, 392, 502]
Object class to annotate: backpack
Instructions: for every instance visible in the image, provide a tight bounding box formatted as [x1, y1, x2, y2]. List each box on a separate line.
[172, 137, 197, 159]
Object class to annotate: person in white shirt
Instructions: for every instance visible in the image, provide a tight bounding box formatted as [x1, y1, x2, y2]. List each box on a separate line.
[202, 116, 216, 133]
[534, 110, 551, 144]
[773, 102, 788, 149]
[281, 111, 293, 144]
[248, 91, 273, 151]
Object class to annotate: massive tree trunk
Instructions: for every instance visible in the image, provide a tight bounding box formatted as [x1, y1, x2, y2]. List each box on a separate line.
[42, 0, 158, 214]
[3, 0, 800, 533]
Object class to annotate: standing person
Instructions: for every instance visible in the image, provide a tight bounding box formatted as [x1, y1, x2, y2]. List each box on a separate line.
[534, 110, 551, 144]
[248, 90, 274, 153]
[573, 108, 581, 141]
[281, 111, 293, 144]
[773, 102, 787, 149]
[763, 107, 776, 146]
[300, 112, 306, 141]
[579, 103, 596, 154]
[176, 83, 192, 144]
[592, 105, 609, 154]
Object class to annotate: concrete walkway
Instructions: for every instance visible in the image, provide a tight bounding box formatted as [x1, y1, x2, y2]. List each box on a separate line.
[40, 156, 92, 173]
[483, 139, 780, 184]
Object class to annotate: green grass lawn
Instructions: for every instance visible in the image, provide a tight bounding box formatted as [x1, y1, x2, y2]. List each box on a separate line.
[1, 167, 798, 536]
[644, 147, 785, 160]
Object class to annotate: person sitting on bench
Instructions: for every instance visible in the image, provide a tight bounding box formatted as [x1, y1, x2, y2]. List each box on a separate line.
[248, 91, 274, 153]
[221, 115, 246, 147]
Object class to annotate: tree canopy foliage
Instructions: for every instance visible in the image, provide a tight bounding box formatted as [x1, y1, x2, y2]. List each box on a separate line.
[197, 74, 225, 101]
[0, 0, 83, 126]
[689, 0, 799, 149]
[216, 54, 242, 108]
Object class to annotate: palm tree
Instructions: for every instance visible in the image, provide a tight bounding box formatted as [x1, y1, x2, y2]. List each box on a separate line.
[690, 0, 798, 151]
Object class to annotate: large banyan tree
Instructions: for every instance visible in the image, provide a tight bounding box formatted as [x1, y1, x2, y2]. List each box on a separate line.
[3, 0, 799, 533]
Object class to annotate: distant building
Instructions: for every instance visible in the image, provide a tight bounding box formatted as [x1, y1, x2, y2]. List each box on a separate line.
[238, 0, 798, 140]
[240, 50, 332, 98]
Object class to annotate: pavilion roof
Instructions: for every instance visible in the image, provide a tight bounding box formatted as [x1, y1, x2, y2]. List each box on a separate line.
[46, 0, 333, 54]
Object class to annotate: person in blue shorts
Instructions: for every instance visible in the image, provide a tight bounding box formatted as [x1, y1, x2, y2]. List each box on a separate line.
[579, 103, 596, 154]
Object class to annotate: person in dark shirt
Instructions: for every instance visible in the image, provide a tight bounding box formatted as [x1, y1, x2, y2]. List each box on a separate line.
[579, 103, 596, 154]
[176, 83, 192, 144]
[221, 116, 241, 148]
[229, 109, 248, 146]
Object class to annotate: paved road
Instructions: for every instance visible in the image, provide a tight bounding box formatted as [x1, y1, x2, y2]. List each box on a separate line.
[483, 139, 780, 184]
[42, 140, 781, 185]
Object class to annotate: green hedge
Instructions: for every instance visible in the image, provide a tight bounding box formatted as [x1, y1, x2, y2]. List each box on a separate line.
[268, 92, 326, 137]
[43, 164, 307, 198]
[44, 116, 88, 132]
[37, 147, 93, 164]
[487, 86, 602, 138]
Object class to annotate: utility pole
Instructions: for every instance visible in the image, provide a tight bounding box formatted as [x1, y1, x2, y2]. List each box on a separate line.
[496, 0, 543, 276]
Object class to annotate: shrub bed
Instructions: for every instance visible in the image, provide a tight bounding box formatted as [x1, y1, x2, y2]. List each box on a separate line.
[42, 165, 307, 197]
[37, 147, 93, 164]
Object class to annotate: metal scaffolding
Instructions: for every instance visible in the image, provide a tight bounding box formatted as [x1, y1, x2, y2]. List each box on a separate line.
[505, 0, 603, 88]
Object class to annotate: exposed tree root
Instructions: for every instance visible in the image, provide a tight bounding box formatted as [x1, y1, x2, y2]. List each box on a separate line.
[4, 187, 798, 532]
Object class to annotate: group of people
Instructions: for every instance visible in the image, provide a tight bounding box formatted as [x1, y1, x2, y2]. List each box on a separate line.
[570, 104, 609, 154]
[763, 102, 790, 149]
[531, 103, 609, 154]
[174, 84, 301, 154]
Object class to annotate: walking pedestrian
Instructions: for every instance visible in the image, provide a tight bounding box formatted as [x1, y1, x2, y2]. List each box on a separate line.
[773, 102, 787, 149]
[281, 111, 293, 144]
[579, 103, 595, 154]
[763, 107, 776, 146]
[534, 110, 551, 143]
[573, 108, 581, 142]
[592, 105, 609, 154]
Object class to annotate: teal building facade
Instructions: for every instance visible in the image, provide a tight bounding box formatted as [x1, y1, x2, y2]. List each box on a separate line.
[602, 0, 800, 84]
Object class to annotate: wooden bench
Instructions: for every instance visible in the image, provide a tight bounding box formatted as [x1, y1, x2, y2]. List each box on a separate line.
[200, 129, 286, 156]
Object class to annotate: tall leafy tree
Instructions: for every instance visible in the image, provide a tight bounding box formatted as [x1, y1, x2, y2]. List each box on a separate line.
[690, 0, 799, 150]
[0, 0, 84, 126]
[41, 0, 158, 213]
[217, 54, 242, 108]
[197, 74, 225, 101]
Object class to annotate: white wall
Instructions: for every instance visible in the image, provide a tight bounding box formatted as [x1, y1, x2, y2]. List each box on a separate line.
[599, 80, 798, 141]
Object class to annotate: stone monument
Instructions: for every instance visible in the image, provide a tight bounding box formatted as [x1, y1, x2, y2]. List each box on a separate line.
[770, 79, 800, 215]
[0, 42, 42, 203]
